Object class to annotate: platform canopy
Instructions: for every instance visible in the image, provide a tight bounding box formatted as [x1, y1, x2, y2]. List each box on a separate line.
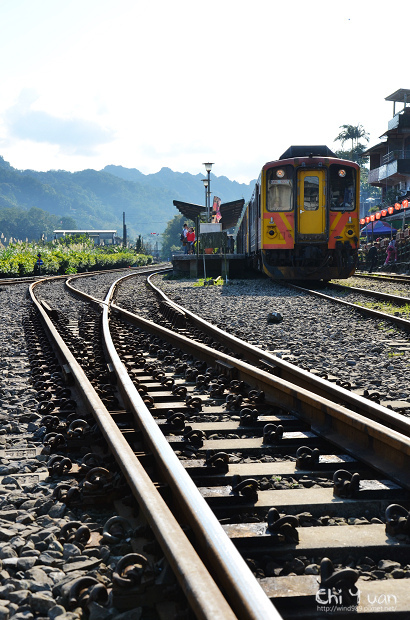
[385, 89, 410, 102]
[385, 89, 410, 116]
[173, 198, 245, 230]
[172, 201, 206, 222]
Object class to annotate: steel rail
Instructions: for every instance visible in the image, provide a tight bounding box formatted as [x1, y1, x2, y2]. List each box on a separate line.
[103, 278, 282, 620]
[65, 271, 410, 612]
[104, 281, 410, 493]
[287, 282, 410, 333]
[0, 262, 170, 286]
[146, 274, 410, 438]
[328, 281, 410, 306]
[29, 277, 238, 620]
[354, 272, 410, 284]
[64, 268, 171, 307]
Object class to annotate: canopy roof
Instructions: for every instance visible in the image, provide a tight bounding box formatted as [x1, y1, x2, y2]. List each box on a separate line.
[385, 89, 410, 102]
[360, 220, 397, 234]
[173, 199, 245, 230]
[172, 201, 205, 222]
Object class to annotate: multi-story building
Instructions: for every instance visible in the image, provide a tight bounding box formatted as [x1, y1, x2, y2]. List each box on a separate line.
[364, 89, 410, 204]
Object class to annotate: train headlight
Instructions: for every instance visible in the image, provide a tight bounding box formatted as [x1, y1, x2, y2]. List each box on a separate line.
[338, 169, 346, 178]
[276, 169, 285, 178]
[347, 229, 354, 235]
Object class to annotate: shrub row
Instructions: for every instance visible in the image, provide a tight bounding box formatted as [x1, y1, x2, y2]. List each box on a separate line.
[0, 243, 152, 277]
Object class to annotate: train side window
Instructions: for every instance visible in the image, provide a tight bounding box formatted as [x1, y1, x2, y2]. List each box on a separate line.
[304, 176, 319, 210]
[330, 165, 355, 211]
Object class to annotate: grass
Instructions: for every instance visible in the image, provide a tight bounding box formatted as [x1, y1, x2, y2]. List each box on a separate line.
[353, 299, 410, 319]
[194, 276, 225, 287]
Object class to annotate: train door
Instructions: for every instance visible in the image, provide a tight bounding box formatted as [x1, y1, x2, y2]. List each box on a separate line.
[297, 169, 326, 239]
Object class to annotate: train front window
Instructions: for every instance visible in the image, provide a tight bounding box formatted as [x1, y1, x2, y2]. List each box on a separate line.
[330, 165, 355, 211]
[266, 166, 293, 212]
[304, 176, 319, 210]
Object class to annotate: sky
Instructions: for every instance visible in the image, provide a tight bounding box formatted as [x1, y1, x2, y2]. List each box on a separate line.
[0, 0, 408, 184]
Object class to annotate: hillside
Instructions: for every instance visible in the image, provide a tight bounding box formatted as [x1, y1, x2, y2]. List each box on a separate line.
[0, 155, 254, 241]
[103, 165, 254, 208]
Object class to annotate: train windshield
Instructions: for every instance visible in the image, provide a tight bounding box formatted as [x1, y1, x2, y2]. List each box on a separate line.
[329, 165, 356, 211]
[266, 166, 293, 211]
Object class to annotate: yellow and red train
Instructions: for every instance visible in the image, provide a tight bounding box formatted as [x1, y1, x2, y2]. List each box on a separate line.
[236, 146, 360, 280]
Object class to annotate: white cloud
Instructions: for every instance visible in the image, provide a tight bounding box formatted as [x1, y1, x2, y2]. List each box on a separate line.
[4, 90, 115, 155]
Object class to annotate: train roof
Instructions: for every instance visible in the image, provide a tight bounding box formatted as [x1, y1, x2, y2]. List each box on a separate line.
[279, 145, 336, 159]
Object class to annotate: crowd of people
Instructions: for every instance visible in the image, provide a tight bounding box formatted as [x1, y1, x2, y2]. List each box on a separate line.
[362, 236, 399, 272]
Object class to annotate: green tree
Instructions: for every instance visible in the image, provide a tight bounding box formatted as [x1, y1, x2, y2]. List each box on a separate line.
[0, 205, 78, 241]
[60, 216, 78, 229]
[135, 235, 143, 253]
[161, 214, 194, 260]
[334, 144, 369, 165]
[334, 124, 369, 160]
[56, 233, 93, 247]
[334, 124, 381, 213]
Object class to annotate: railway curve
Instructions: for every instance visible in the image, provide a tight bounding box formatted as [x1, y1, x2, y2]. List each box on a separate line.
[2, 269, 410, 618]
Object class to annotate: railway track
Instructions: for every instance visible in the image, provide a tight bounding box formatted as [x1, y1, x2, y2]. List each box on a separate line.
[142, 275, 410, 426]
[26, 270, 410, 618]
[289, 281, 410, 336]
[354, 272, 410, 285]
[327, 279, 410, 309]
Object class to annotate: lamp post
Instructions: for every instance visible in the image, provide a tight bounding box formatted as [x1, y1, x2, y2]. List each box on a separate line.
[201, 178, 209, 221]
[203, 162, 214, 222]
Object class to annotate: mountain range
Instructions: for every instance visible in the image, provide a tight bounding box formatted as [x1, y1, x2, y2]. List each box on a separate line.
[0, 155, 255, 241]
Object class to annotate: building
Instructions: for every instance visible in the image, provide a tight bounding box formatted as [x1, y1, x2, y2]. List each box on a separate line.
[53, 230, 117, 245]
[364, 89, 410, 202]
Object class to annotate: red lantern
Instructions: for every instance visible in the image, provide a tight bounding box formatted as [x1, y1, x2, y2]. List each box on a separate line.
[395, 202, 401, 210]
[388, 206, 394, 214]
[360, 218, 365, 225]
[403, 200, 409, 209]
[381, 209, 387, 216]
[370, 214, 375, 221]
[365, 216, 370, 223]
[375, 212, 381, 219]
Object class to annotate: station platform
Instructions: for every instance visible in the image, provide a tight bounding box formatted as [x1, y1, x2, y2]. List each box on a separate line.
[172, 253, 247, 278]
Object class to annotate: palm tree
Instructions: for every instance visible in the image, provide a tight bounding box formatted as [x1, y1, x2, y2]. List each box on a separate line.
[334, 124, 369, 157]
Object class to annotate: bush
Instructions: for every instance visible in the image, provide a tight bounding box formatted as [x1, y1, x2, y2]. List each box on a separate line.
[0, 242, 152, 277]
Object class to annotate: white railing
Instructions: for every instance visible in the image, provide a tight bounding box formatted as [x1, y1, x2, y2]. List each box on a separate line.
[382, 150, 410, 165]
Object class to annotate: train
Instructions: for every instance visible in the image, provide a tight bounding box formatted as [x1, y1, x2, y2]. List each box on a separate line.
[236, 146, 360, 280]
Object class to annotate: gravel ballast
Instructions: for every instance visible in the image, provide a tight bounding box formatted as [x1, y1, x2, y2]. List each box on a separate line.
[148, 276, 410, 411]
[1, 271, 410, 618]
[0, 278, 172, 619]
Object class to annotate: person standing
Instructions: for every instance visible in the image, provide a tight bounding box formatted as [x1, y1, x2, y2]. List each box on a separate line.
[384, 238, 397, 265]
[181, 223, 188, 254]
[186, 227, 195, 254]
[367, 244, 378, 272]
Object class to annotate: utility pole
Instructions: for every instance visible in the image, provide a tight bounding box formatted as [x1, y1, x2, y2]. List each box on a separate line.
[123, 212, 127, 248]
